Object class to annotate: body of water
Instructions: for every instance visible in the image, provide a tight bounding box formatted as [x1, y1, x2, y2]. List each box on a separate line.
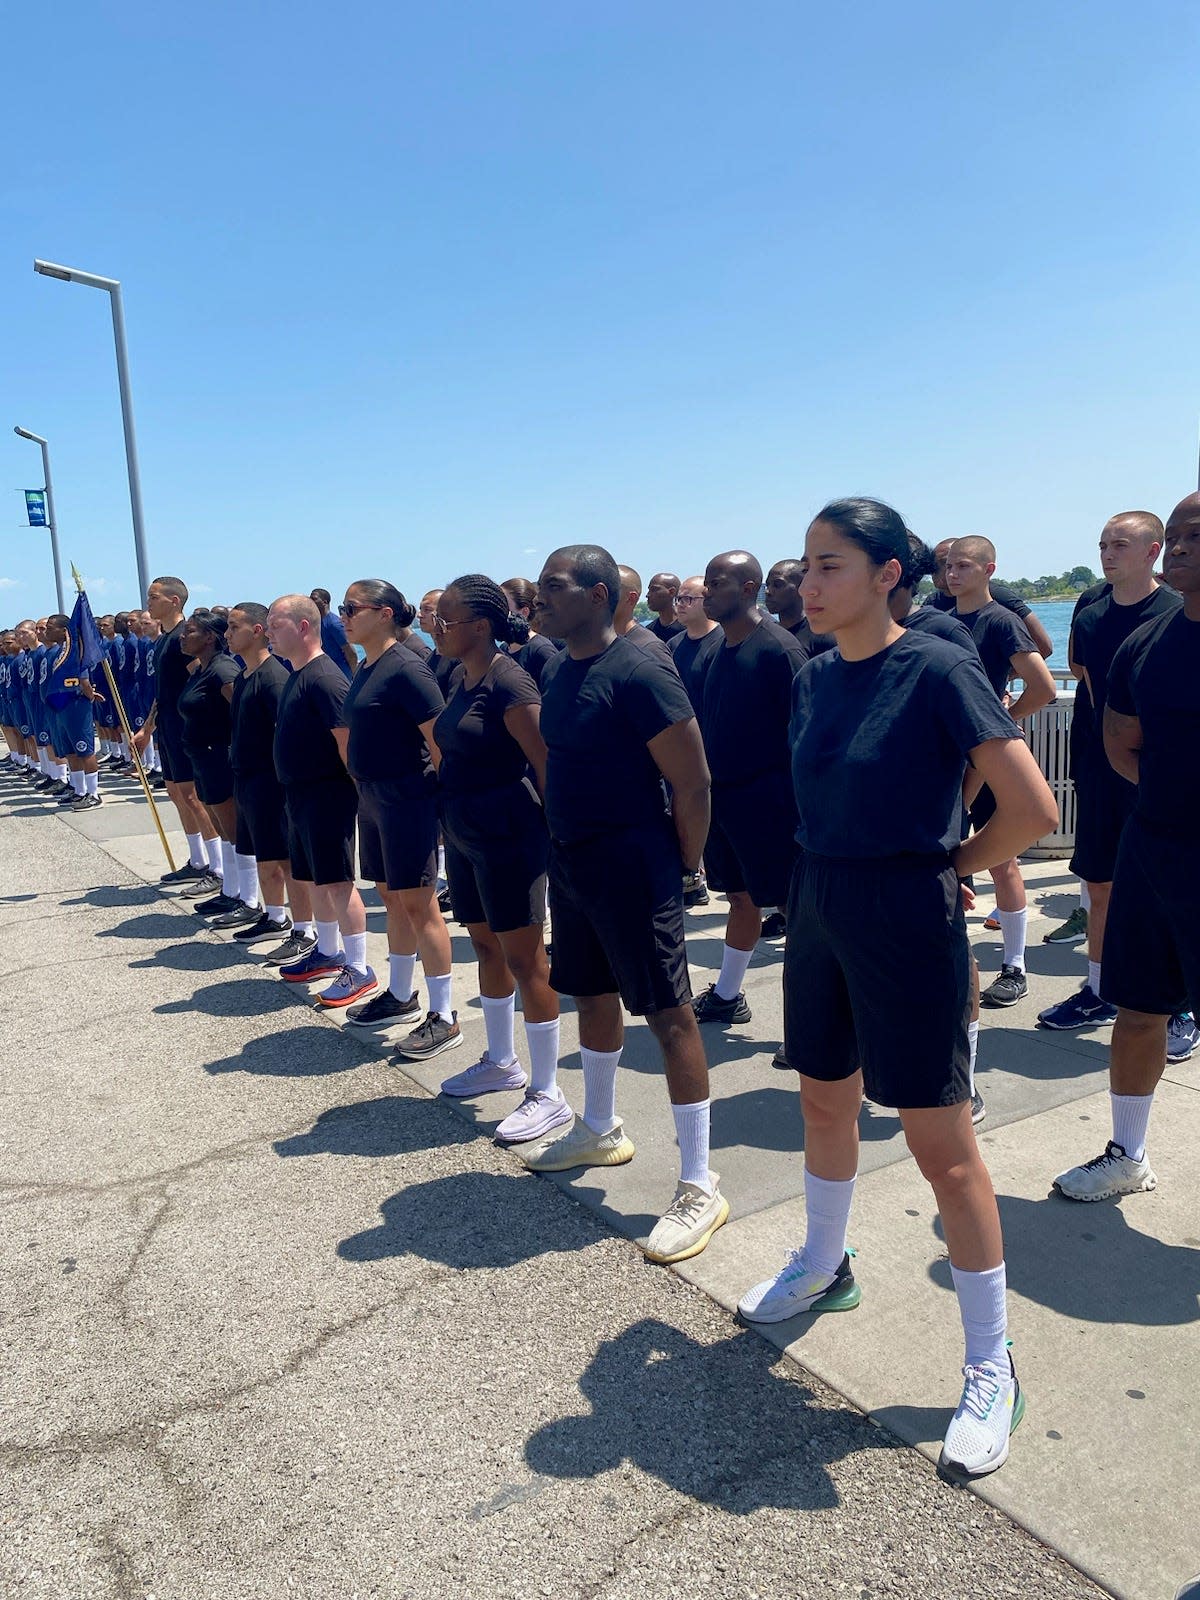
[1029, 600, 1076, 673]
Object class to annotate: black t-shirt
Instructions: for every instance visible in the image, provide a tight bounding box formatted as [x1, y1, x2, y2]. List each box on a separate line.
[515, 632, 562, 692]
[700, 618, 809, 786]
[669, 627, 722, 715]
[274, 654, 352, 786]
[1068, 581, 1113, 750]
[790, 631, 1020, 858]
[956, 601, 1037, 699]
[1105, 606, 1199, 833]
[177, 654, 240, 752]
[903, 605, 979, 655]
[783, 617, 837, 660]
[540, 633, 694, 843]
[343, 645, 445, 783]
[622, 626, 676, 666]
[400, 633, 433, 664]
[230, 655, 290, 776]
[646, 616, 684, 642]
[435, 652, 540, 797]
[929, 580, 1033, 619]
[430, 649, 460, 698]
[1071, 586, 1180, 731]
[151, 623, 192, 735]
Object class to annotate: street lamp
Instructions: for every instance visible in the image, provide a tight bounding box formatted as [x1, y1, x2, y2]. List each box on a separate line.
[13, 426, 65, 612]
[33, 259, 150, 602]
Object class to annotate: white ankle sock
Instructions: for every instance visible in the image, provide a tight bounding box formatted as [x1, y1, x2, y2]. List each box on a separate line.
[426, 973, 453, 1023]
[803, 1171, 855, 1277]
[581, 1046, 622, 1133]
[85, 769, 99, 797]
[1088, 960, 1101, 995]
[388, 952, 416, 1000]
[525, 1018, 561, 1096]
[236, 853, 260, 908]
[481, 992, 516, 1063]
[219, 840, 238, 896]
[265, 904, 286, 924]
[315, 919, 343, 958]
[186, 832, 206, 869]
[205, 836, 223, 873]
[967, 1020, 979, 1097]
[714, 942, 754, 1001]
[997, 908, 1027, 971]
[294, 920, 316, 939]
[1080, 882, 1091, 912]
[1111, 1091, 1153, 1162]
[950, 1261, 1008, 1370]
[69, 770, 86, 796]
[671, 1099, 712, 1192]
[343, 931, 367, 971]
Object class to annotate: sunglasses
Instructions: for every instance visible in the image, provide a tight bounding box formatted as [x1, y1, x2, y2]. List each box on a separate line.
[338, 601, 382, 618]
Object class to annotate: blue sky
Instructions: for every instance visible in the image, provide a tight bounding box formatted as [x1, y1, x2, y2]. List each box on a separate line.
[3, 2, 1198, 616]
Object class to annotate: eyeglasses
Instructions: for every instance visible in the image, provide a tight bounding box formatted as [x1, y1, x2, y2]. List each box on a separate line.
[433, 614, 473, 633]
[338, 601, 382, 618]
[674, 594, 703, 606]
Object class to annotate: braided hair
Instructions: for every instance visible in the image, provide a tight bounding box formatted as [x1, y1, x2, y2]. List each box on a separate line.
[445, 574, 525, 645]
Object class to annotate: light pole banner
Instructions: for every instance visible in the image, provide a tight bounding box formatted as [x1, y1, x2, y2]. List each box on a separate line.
[25, 490, 47, 527]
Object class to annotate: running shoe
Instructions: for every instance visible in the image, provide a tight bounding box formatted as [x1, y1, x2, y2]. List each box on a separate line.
[437, 885, 452, 914]
[50, 780, 73, 798]
[760, 911, 787, 941]
[1036, 983, 1116, 1030]
[682, 870, 710, 908]
[1167, 1013, 1200, 1064]
[161, 861, 208, 885]
[737, 1250, 860, 1323]
[971, 1092, 986, 1126]
[209, 902, 262, 930]
[345, 988, 421, 1027]
[316, 964, 377, 1008]
[981, 965, 1027, 1008]
[33, 776, 55, 792]
[643, 1178, 730, 1263]
[57, 787, 79, 805]
[193, 892, 241, 917]
[278, 946, 344, 983]
[772, 1047, 791, 1071]
[1051, 1140, 1157, 1202]
[495, 1090, 574, 1144]
[262, 930, 318, 966]
[520, 1118, 635, 1172]
[179, 872, 222, 900]
[939, 1349, 1024, 1478]
[149, 773, 166, 790]
[1043, 906, 1088, 945]
[983, 914, 1001, 931]
[440, 1053, 526, 1096]
[232, 912, 292, 945]
[692, 984, 752, 1025]
[394, 1011, 463, 1061]
[71, 793, 102, 810]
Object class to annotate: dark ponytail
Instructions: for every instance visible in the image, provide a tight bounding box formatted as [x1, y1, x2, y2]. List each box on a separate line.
[190, 608, 230, 653]
[349, 579, 416, 637]
[447, 573, 525, 645]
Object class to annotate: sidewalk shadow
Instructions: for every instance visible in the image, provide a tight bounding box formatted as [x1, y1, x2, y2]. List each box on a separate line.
[983, 1026, 1109, 1082]
[130, 942, 248, 974]
[711, 1086, 901, 1154]
[156, 976, 301, 1019]
[99, 911, 199, 941]
[274, 1095, 474, 1159]
[62, 885, 160, 910]
[205, 1024, 379, 1078]
[525, 1317, 894, 1512]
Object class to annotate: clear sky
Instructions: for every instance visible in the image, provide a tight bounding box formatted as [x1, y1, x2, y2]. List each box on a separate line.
[3, 1, 1198, 616]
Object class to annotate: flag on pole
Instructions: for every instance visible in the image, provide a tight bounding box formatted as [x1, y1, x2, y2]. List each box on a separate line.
[25, 490, 47, 527]
[67, 587, 105, 676]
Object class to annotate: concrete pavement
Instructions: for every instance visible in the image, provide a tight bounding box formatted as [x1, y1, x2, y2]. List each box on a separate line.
[2, 765, 1195, 1597]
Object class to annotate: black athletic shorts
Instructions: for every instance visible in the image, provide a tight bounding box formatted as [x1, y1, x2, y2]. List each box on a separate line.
[968, 783, 996, 830]
[703, 770, 798, 909]
[783, 850, 971, 1109]
[234, 769, 289, 862]
[443, 781, 548, 933]
[1068, 757, 1135, 885]
[187, 743, 234, 807]
[356, 774, 438, 891]
[156, 726, 194, 785]
[285, 777, 357, 886]
[549, 821, 691, 1016]
[1101, 820, 1198, 1016]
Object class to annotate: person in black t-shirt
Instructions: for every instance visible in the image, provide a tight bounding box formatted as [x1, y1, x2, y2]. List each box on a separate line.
[738, 497, 1056, 1482]
[695, 551, 808, 1023]
[1053, 491, 1200, 1202]
[763, 558, 836, 660]
[418, 588, 461, 697]
[177, 610, 245, 918]
[947, 537, 1056, 1008]
[428, 573, 569, 1144]
[267, 592, 373, 1010]
[645, 573, 684, 641]
[668, 577, 720, 909]
[309, 588, 359, 680]
[614, 565, 675, 665]
[520, 542, 729, 1268]
[929, 540, 1054, 659]
[1039, 513, 1180, 1033]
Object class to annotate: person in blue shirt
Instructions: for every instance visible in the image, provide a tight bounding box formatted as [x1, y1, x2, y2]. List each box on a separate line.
[309, 587, 359, 680]
[40, 612, 102, 808]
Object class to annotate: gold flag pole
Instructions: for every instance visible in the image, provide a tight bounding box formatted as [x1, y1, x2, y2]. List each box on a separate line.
[71, 564, 176, 872]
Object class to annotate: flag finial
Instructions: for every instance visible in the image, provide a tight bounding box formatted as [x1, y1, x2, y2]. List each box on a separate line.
[70, 563, 85, 594]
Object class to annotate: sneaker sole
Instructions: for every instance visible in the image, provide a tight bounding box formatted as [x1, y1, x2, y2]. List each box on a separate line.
[232, 929, 292, 944]
[1035, 1013, 1116, 1031]
[737, 1272, 862, 1325]
[939, 1386, 1026, 1479]
[344, 1008, 422, 1028]
[1043, 933, 1086, 945]
[642, 1194, 731, 1264]
[316, 983, 379, 1009]
[279, 967, 343, 983]
[441, 1074, 527, 1097]
[694, 1007, 752, 1025]
[394, 1032, 465, 1062]
[981, 991, 1027, 1009]
[1052, 1171, 1158, 1202]
[522, 1136, 636, 1173]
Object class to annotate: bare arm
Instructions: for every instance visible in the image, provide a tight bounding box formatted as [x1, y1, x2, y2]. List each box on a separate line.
[342, 643, 359, 676]
[220, 680, 236, 705]
[952, 737, 1058, 879]
[418, 716, 441, 774]
[1023, 611, 1054, 659]
[1007, 650, 1056, 722]
[503, 702, 547, 795]
[646, 717, 711, 875]
[332, 726, 350, 768]
[1103, 707, 1142, 786]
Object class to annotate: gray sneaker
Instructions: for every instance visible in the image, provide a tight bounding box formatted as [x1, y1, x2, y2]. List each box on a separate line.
[981, 965, 1028, 1008]
[179, 871, 222, 900]
[643, 1178, 730, 1263]
[260, 930, 318, 966]
[1052, 1140, 1157, 1202]
[394, 1010, 464, 1061]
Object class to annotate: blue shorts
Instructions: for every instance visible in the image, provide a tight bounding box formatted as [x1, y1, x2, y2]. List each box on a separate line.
[52, 697, 95, 758]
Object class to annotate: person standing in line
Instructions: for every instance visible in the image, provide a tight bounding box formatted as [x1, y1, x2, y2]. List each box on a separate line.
[763, 558, 836, 658]
[668, 575, 721, 912]
[520, 544, 728, 1267]
[614, 566, 676, 663]
[176, 611, 247, 919]
[309, 588, 359, 679]
[644, 573, 684, 641]
[39, 613, 102, 809]
[502, 578, 563, 690]
[738, 498, 1057, 1479]
[928, 539, 1055, 659]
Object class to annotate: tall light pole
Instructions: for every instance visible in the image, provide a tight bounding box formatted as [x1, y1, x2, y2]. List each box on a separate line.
[33, 259, 150, 602]
[13, 426, 65, 613]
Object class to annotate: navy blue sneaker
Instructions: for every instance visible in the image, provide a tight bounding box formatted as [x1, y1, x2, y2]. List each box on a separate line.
[1037, 984, 1117, 1031]
[279, 946, 344, 983]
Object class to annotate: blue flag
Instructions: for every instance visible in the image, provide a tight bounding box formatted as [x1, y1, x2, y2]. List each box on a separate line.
[68, 590, 105, 676]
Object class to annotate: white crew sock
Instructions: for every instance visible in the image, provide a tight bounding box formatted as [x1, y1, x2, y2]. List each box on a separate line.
[265, 904, 286, 924]
[119, 741, 130, 760]
[69, 770, 86, 796]
[186, 832, 206, 870]
[343, 931, 367, 972]
[53, 761, 68, 782]
[219, 840, 238, 896]
[997, 908, 1027, 972]
[525, 1018, 561, 1096]
[1111, 1091, 1153, 1162]
[1080, 882, 1091, 912]
[38, 749, 51, 775]
[714, 942, 754, 1001]
[671, 1099, 713, 1193]
[803, 1170, 856, 1277]
[84, 770, 99, 797]
[100, 740, 112, 757]
[315, 919, 343, 958]
[580, 1046, 622, 1134]
[436, 841, 447, 880]
[388, 952, 416, 1000]
[205, 836, 223, 873]
[426, 973, 453, 1024]
[294, 919, 316, 939]
[1088, 960, 1101, 996]
[967, 1019, 979, 1098]
[235, 854, 260, 908]
[950, 1261, 1008, 1370]
[481, 992, 517, 1063]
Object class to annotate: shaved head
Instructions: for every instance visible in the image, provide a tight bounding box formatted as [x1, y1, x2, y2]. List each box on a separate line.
[617, 565, 642, 598]
[708, 550, 763, 589]
[1105, 510, 1164, 546]
[270, 593, 321, 629]
[949, 535, 995, 566]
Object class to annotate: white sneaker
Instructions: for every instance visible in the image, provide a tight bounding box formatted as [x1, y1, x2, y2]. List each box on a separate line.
[440, 1053, 526, 1097]
[940, 1351, 1024, 1477]
[1052, 1140, 1157, 1202]
[494, 1090, 574, 1144]
[737, 1249, 860, 1323]
[643, 1178, 730, 1263]
[519, 1118, 635, 1172]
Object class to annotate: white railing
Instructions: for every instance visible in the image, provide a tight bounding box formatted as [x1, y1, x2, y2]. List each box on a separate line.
[1024, 689, 1077, 857]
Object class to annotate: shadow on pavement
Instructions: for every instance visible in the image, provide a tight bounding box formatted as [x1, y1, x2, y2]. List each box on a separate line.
[204, 1023, 379, 1077]
[710, 1085, 902, 1153]
[130, 942, 248, 974]
[62, 884, 161, 910]
[983, 1026, 1109, 1081]
[98, 911, 201, 942]
[155, 976, 302, 1018]
[274, 1095, 475, 1159]
[525, 1316, 898, 1512]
